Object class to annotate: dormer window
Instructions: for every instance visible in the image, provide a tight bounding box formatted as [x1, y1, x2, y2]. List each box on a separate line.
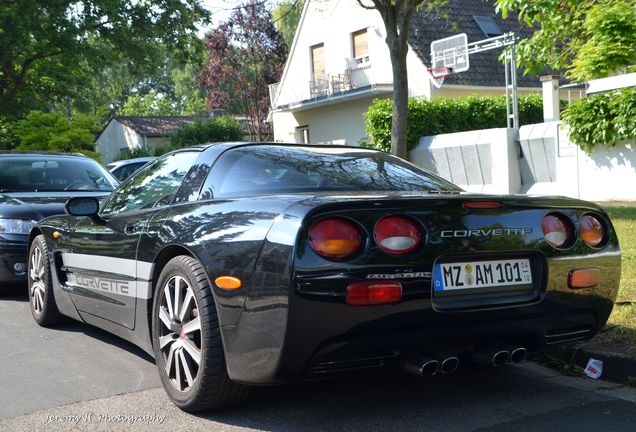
[473, 16, 503, 38]
[352, 28, 369, 65]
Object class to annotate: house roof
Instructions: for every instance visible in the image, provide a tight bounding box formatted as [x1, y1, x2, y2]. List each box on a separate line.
[104, 115, 272, 139]
[113, 116, 209, 137]
[408, 0, 547, 88]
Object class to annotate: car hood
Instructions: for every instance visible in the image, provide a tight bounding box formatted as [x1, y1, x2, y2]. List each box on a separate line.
[0, 191, 111, 221]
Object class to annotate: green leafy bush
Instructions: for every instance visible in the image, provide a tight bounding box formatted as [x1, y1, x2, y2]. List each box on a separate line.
[0, 117, 18, 150]
[169, 116, 244, 148]
[365, 95, 543, 152]
[563, 87, 636, 153]
[12, 111, 102, 160]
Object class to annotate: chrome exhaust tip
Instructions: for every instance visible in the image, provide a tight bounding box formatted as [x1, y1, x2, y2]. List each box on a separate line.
[510, 347, 527, 363]
[492, 350, 510, 366]
[402, 354, 440, 377]
[471, 347, 510, 367]
[440, 356, 459, 374]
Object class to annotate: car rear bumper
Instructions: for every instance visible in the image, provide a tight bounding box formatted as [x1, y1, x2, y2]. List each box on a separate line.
[221, 253, 620, 385]
[0, 239, 29, 284]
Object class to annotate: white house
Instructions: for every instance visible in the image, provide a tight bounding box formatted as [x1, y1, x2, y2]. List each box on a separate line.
[95, 115, 269, 163]
[268, 0, 545, 146]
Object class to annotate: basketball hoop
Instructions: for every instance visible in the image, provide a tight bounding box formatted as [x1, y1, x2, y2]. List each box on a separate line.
[427, 66, 452, 89]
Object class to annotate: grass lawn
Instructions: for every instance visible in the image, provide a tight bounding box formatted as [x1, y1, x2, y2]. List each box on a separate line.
[585, 203, 636, 357]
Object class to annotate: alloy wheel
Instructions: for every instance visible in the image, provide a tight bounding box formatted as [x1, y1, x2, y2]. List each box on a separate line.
[29, 246, 46, 315]
[158, 275, 202, 392]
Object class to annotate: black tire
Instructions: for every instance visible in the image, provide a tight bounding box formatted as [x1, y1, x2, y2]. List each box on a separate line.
[152, 255, 251, 412]
[28, 235, 61, 327]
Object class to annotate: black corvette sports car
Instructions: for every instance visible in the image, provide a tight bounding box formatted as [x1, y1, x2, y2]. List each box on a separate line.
[28, 143, 620, 411]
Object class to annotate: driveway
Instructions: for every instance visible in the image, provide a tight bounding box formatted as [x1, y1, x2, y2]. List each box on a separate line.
[2, 284, 636, 431]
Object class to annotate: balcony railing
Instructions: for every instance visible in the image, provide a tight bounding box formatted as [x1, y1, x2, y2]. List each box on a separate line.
[269, 64, 374, 109]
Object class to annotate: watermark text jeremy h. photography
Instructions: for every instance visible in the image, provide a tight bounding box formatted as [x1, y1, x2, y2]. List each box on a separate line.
[44, 413, 167, 425]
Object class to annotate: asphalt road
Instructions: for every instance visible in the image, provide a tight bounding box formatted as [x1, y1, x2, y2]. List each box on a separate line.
[2, 284, 636, 432]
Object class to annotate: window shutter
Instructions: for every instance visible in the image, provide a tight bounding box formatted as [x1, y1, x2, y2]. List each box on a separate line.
[352, 29, 368, 58]
[311, 43, 325, 80]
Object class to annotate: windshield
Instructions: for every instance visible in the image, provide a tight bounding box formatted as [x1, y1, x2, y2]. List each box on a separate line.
[0, 156, 118, 192]
[204, 145, 462, 198]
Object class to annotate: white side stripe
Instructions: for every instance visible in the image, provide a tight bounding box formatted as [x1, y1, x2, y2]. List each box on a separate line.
[61, 253, 154, 280]
[65, 276, 153, 300]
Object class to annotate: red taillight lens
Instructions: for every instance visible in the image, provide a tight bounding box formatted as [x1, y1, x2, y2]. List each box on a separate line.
[579, 214, 606, 247]
[374, 215, 422, 255]
[346, 281, 402, 305]
[541, 212, 574, 248]
[308, 218, 363, 259]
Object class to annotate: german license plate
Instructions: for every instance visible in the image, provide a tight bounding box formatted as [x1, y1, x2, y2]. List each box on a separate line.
[433, 258, 532, 292]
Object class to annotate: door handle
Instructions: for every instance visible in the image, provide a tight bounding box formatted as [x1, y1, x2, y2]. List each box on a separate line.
[124, 222, 146, 234]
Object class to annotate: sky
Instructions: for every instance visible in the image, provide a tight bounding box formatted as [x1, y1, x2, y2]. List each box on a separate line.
[199, 0, 278, 32]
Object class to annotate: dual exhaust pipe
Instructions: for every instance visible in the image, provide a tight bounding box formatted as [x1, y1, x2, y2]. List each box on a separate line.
[470, 346, 527, 367]
[402, 354, 459, 377]
[402, 346, 527, 377]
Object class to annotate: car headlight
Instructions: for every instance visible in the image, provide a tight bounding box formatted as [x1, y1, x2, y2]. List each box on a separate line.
[0, 219, 37, 234]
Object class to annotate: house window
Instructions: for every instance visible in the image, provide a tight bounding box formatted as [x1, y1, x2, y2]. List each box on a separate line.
[296, 125, 310, 144]
[352, 28, 369, 65]
[311, 43, 325, 80]
[473, 16, 503, 38]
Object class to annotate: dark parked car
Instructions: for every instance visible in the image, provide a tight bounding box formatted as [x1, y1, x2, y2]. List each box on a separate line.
[107, 157, 156, 181]
[28, 143, 620, 411]
[0, 152, 118, 285]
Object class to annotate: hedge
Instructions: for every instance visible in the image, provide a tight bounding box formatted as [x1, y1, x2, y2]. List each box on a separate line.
[364, 95, 544, 152]
[170, 116, 244, 148]
[562, 87, 636, 154]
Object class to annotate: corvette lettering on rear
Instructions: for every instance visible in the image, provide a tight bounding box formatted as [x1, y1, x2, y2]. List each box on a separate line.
[441, 228, 532, 238]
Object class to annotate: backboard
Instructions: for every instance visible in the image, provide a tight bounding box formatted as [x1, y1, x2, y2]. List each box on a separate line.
[430, 33, 469, 77]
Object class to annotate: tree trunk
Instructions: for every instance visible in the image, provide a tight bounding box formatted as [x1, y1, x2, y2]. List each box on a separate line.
[389, 43, 409, 159]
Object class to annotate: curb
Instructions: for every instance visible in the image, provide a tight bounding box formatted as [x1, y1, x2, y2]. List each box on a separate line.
[533, 344, 636, 383]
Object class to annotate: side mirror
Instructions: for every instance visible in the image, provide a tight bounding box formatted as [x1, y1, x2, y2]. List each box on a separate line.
[65, 197, 100, 217]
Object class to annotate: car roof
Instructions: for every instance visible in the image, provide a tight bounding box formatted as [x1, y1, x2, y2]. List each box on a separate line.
[194, 141, 378, 155]
[107, 157, 156, 167]
[0, 151, 90, 158]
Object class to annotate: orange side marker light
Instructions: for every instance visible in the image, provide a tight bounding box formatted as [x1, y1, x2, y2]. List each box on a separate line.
[53, 231, 62, 239]
[568, 268, 600, 289]
[215, 276, 242, 290]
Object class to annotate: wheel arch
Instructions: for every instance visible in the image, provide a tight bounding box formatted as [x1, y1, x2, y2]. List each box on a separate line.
[28, 228, 43, 248]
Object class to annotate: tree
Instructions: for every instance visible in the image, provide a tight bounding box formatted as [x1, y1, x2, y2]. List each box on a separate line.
[0, 1, 210, 117]
[356, 0, 432, 159]
[272, 0, 306, 49]
[12, 111, 102, 159]
[118, 91, 178, 116]
[173, 63, 208, 116]
[496, 0, 636, 82]
[0, 117, 18, 150]
[198, 0, 287, 141]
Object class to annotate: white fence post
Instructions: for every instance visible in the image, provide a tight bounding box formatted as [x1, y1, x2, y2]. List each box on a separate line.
[540, 75, 560, 122]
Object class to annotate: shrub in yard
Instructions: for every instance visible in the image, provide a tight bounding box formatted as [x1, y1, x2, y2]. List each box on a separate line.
[365, 95, 543, 153]
[170, 116, 244, 148]
[12, 111, 102, 160]
[562, 87, 636, 154]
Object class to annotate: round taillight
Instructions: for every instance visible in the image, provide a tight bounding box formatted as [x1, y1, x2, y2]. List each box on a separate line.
[308, 218, 363, 259]
[580, 214, 606, 247]
[541, 212, 574, 248]
[374, 215, 422, 255]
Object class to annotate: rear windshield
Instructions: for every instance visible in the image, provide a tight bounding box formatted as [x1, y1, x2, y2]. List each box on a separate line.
[0, 156, 118, 192]
[202, 145, 461, 198]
